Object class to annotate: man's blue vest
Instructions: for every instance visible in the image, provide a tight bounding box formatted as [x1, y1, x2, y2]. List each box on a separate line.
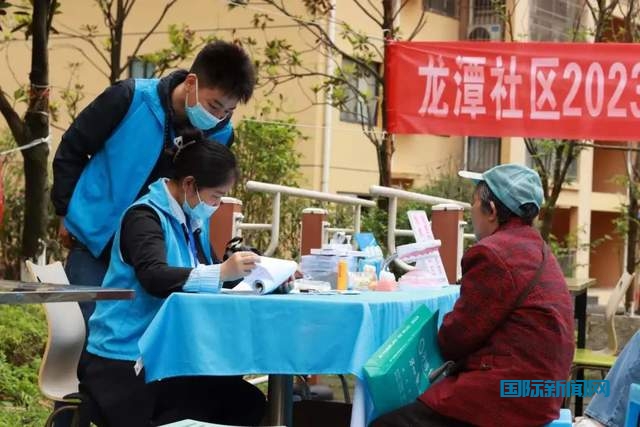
[87, 178, 213, 361]
[64, 79, 233, 258]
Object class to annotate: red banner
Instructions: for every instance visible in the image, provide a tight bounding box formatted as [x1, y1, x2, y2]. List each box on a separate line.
[386, 41, 640, 141]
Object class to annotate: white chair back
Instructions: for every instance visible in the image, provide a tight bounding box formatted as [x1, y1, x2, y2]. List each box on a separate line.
[25, 260, 85, 401]
[603, 271, 635, 354]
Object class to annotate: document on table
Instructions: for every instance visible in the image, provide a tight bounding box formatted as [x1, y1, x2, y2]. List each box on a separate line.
[236, 256, 298, 294]
[406, 210, 449, 285]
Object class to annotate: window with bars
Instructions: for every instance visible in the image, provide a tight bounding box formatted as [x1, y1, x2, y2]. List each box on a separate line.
[470, 0, 503, 26]
[339, 57, 379, 126]
[423, 0, 457, 18]
[129, 57, 156, 79]
[529, 0, 582, 41]
[525, 149, 578, 181]
[466, 136, 501, 172]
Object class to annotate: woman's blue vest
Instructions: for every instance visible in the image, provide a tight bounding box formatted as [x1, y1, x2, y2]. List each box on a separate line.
[87, 179, 213, 361]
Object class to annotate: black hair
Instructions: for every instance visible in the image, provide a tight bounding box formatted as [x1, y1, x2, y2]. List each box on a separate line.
[173, 128, 239, 188]
[474, 181, 539, 226]
[189, 40, 256, 103]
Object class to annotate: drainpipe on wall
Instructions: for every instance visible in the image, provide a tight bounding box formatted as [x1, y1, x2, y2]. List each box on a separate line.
[321, 0, 336, 193]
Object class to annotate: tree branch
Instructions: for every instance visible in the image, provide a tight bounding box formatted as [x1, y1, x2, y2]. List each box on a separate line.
[256, 1, 383, 85]
[53, 44, 110, 79]
[407, 9, 427, 41]
[560, 141, 579, 183]
[367, 0, 383, 16]
[123, 0, 135, 18]
[548, 141, 565, 202]
[3, 44, 23, 87]
[525, 137, 550, 200]
[120, 0, 179, 75]
[353, 0, 384, 26]
[55, 31, 111, 68]
[0, 87, 26, 143]
[393, 0, 410, 21]
[98, 0, 116, 35]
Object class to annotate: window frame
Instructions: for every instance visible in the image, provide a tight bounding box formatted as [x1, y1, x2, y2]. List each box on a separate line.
[339, 57, 380, 127]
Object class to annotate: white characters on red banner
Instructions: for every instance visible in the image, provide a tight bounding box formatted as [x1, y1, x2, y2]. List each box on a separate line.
[418, 55, 449, 117]
[453, 56, 487, 118]
[490, 56, 523, 120]
[531, 58, 560, 120]
[415, 52, 640, 122]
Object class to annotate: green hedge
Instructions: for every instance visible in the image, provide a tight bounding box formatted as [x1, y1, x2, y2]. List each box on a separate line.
[0, 305, 51, 425]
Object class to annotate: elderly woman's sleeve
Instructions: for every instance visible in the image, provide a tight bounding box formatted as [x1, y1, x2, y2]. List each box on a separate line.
[436, 245, 517, 361]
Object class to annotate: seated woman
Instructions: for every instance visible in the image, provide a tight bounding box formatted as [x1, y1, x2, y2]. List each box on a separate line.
[80, 130, 265, 427]
[372, 164, 575, 427]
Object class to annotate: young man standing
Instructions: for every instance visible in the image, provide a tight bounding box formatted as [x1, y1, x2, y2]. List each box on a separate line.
[51, 41, 256, 321]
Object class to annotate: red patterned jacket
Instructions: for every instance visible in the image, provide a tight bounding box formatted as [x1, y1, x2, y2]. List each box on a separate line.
[420, 219, 574, 426]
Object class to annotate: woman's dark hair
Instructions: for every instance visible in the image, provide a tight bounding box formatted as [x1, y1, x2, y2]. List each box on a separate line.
[475, 181, 539, 226]
[173, 128, 239, 188]
[189, 40, 256, 103]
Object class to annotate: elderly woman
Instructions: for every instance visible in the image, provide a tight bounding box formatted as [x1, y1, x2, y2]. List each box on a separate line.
[373, 164, 575, 427]
[81, 130, 265, 427]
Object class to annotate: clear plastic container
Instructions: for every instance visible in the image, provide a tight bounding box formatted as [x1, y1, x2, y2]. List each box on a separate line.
[302, 270, 337, 288]
[301, 255, 358, 272]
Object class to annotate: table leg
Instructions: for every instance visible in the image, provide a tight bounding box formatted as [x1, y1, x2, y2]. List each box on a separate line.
[575, 292, 587, 348]
[574, 291, 587, 416]
[349, 379, 366, 427]
[266, 374, 293, 426]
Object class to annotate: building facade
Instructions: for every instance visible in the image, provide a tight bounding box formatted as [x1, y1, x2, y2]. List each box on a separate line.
[0, 0, 628, 290]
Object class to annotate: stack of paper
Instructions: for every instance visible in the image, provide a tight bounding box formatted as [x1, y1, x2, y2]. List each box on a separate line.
[238, 256, 298, 294]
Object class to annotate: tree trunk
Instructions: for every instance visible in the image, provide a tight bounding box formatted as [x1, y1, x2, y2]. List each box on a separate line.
[378, 0, 395, 191]
[20, 0, 51, 261]
[539, 160, 566, 242]
[539, 204, 555, 242]
[376, 135, 393, 188]
[109, 0, 125, 84]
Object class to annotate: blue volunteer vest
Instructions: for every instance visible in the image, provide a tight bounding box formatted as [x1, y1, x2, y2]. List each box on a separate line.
[64, 79, 233, 257]
[87, 178, 213, 361]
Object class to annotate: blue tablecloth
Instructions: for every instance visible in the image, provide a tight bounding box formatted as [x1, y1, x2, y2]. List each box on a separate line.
[138, 287, 460, 426]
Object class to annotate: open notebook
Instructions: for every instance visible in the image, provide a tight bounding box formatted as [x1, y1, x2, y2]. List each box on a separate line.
[225, 256, 298, 295]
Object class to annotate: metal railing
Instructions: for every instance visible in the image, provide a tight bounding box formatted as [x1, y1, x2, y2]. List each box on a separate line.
[369, 185, 470, 271]
[237, 181, 376, 256]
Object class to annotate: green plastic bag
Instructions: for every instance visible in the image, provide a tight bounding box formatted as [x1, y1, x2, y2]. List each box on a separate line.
[363, 305, 444, 418]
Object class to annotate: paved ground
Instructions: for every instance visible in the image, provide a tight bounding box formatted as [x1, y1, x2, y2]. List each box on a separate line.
[586, 310, 640, 351]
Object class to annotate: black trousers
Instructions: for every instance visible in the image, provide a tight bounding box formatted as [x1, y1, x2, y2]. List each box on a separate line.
[371, 401, 474, 427]
[80, 353, 266, 427]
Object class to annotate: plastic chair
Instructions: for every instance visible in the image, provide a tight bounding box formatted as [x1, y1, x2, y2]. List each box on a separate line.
[25, 260, 87, 427]
[543, 408, 572, 427]
[571, 272, 635, 377]
[625, 383, 640, 427]
[566, 272, 635, 413]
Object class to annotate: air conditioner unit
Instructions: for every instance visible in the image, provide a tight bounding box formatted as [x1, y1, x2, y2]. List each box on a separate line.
[467, 23, 502, 41]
